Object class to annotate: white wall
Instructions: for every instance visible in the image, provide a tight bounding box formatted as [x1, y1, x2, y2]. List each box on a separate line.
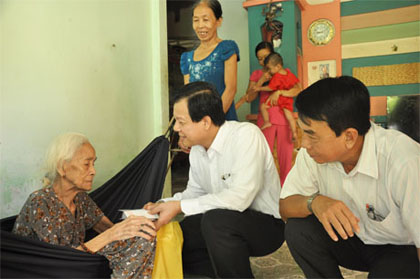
[219, 0, 250, 122]
[0, 0, 169, 218]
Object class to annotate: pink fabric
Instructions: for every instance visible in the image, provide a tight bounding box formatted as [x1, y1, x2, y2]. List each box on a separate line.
[261, 125, 293, 187]
[250, 69, 287, 126]
[249, 69, 295, 186]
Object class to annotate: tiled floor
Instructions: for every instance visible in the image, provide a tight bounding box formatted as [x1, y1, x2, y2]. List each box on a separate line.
[251, 243, 368, 279]
[171, 162, 369, 279]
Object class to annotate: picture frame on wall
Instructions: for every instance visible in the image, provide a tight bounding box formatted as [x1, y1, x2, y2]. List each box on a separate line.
[308, 60, 336, 86]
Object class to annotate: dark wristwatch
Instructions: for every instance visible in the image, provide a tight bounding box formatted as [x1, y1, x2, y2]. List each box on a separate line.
[307, 192, 320, 214]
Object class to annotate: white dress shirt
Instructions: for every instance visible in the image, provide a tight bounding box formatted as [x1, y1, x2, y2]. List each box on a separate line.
[165, 121, 281, 219]
[281, 123, 420, 247]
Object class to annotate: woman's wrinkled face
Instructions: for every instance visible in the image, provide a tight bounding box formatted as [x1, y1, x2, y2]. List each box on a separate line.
[62, 143, 97, 191]
[193, 2, 222, 42]
[256, 48, 271, 67]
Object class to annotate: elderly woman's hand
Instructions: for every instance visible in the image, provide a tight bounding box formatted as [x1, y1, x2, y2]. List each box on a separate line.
[106, 216, 156, 242]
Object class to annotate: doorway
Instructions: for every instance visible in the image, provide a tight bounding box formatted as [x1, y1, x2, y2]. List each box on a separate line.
[166, 0, 199, 194]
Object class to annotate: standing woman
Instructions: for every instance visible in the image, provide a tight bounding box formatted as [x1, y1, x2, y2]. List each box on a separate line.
[181, 0, 240, 121]
[245, 42, 301, 186]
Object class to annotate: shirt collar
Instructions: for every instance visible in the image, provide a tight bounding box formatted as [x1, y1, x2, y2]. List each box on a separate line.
[354, 123, 378, 179]
[207, 121, 230, 156]
[327, 123, 378, 179]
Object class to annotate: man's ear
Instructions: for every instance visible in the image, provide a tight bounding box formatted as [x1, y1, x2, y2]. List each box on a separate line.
[343, 128, 359, 149]
[202, 116, 212, 130]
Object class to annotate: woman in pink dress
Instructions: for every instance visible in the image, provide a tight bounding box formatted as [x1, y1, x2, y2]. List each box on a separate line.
[244, 42, 301, 186]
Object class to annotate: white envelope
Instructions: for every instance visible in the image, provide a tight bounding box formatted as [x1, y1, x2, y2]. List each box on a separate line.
[119, 209, 159, 220]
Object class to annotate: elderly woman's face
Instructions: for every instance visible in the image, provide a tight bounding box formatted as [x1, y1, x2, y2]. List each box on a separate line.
[62, 143, 97, 191]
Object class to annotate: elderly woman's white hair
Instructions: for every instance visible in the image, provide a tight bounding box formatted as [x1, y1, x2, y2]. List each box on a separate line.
[43, 132, 90, 186]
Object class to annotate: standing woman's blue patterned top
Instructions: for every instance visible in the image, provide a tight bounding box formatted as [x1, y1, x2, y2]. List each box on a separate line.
[180, 40, 240, 121]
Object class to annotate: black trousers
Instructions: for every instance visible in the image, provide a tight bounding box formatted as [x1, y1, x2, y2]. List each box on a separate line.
[180, 209, 285, 278]
[285, 215, 420, 278]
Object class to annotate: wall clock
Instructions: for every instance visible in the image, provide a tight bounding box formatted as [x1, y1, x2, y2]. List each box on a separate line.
[307, 19, 335, 46]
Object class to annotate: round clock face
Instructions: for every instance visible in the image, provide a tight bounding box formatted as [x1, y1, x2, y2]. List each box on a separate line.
[308, 19, 335, 46]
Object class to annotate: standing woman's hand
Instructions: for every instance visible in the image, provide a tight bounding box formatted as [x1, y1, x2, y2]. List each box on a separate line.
[183, 74, 190, 85]
[244, 81, 259, 103]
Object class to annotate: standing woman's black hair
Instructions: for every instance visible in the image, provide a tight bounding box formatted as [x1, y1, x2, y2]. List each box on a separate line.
[193, 0, 223, 19]
[255, 41, 274, 56]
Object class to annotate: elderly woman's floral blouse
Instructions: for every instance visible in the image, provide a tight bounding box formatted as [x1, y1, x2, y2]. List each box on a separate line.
[13, 187, 103, 246]
[13, 187, 155, 279]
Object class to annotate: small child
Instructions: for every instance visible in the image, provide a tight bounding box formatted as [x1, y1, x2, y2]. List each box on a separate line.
[253, 53, 299, 140]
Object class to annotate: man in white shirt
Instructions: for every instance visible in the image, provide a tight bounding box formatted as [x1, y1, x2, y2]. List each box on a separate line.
[280, 76, 420, 278]
[146, 81, 285, 278]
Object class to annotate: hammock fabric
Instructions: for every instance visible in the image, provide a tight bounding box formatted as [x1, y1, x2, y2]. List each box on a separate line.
[1, 136, 169, 278]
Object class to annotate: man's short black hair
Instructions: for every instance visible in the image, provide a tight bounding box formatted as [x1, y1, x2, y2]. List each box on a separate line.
[295, 76, 371, 136]
[172, 81, 226, 127]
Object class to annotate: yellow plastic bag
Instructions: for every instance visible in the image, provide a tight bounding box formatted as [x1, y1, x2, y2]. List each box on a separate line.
[152, 221, 184, 279]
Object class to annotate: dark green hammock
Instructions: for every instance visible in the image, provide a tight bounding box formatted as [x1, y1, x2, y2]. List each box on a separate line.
[1, 136, 169, 278]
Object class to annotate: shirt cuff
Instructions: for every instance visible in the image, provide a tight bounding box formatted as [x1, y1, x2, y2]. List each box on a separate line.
[160, 192, 183, 203]
[180, 199, 202, 216]
[160, 197, 179, 203]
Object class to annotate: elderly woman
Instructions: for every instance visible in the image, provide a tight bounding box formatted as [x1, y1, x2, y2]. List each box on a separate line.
[13, 133, 156, 279]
